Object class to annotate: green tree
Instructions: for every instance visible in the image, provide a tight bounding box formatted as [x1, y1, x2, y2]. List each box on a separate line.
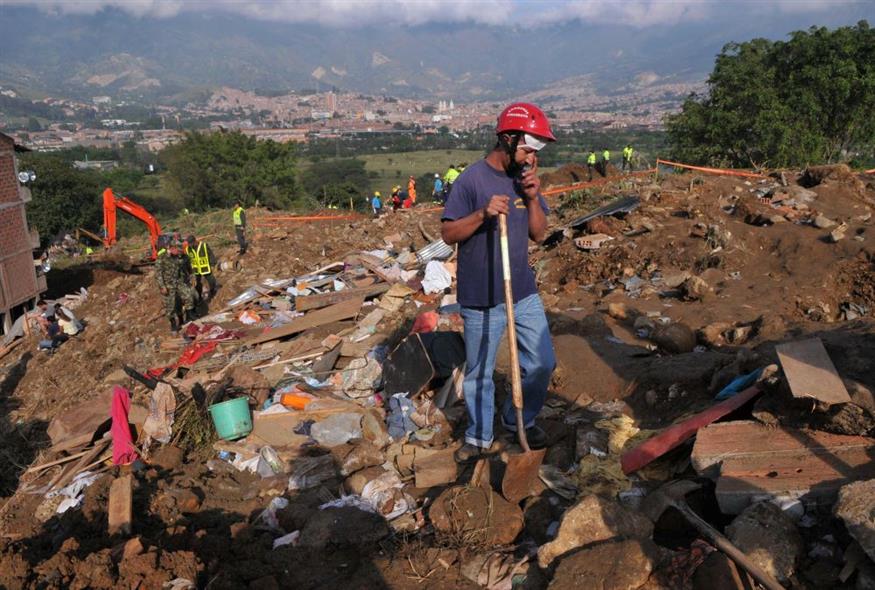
[159, 130, 299, 210]
[21, 157, 102, 242]
[299, 158, 371, 209]
[666, 21, 875, 168]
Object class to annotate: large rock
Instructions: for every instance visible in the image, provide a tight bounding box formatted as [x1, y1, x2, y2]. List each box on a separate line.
[834, 480, 875, 563]
[430, 485, 524, 546]
[299, 506, 389, 548]
[651, 323, 696, 354]
[537, 494, 654, 569]
[548, 538, 659, 590]
[726, 502, 803, 583]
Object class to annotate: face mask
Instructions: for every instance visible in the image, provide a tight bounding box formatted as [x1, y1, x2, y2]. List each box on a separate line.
[522, 133, 546, 152]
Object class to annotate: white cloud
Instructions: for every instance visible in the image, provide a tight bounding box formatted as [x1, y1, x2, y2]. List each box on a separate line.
[0, 0, 866, 27]
[0, 0, 515, 26]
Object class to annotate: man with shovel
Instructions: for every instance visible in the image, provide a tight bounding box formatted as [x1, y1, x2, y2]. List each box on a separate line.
[442, 103, 556, 464]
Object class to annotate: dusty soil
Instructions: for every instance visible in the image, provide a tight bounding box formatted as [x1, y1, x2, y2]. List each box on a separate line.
[1, 166, 874, 589]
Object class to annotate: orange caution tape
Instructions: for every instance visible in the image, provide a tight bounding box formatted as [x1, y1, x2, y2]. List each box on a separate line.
[541, 168, 657, 197]
[252, 214, 359, 225]
[656, 158, 766, 179]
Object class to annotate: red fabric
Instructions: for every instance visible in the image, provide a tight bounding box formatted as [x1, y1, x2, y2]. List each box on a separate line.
[111, 385, 138, 465]
[177, 341, 218, 367]
[411, 311, 439, 334]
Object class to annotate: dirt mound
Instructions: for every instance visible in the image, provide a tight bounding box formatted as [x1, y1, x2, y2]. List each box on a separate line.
[541, 162, 622, 188]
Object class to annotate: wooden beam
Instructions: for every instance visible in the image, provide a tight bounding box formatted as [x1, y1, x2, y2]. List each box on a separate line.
[295, 283, 390, 312]
[246, 296, 364, 346]
[108, 474, 133, 536]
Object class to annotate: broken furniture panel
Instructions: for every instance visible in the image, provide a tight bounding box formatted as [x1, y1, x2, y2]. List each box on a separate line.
[691, 420, 875, 514]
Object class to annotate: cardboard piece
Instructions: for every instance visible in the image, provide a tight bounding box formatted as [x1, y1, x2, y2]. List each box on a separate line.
[776, 338, 851, 405]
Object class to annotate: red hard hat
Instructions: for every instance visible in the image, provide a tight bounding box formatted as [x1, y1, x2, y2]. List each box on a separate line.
[496, 102, 556, 142]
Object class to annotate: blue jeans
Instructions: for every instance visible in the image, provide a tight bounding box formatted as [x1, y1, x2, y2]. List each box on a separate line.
[460, 293, 556, 448]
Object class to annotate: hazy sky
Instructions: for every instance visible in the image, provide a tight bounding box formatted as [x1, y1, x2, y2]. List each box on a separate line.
[2, 0, 872, 28]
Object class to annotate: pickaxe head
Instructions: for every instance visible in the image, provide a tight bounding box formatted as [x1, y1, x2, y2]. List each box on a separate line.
[640, 480, 702, 522]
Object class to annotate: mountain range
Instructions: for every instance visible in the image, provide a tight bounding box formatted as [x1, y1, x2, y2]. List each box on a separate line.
[0, 5, 868, 103]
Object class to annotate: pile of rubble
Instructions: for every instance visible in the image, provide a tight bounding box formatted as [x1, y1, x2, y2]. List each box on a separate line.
[0, 166, 873, 589]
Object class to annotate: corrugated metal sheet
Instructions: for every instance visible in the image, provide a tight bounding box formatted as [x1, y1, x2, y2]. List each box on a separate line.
[416, 239, 454, 264]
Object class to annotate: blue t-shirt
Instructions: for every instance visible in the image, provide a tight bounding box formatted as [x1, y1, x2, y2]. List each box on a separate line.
[442, 159, 548, 308]
[372, 196, 382, 209]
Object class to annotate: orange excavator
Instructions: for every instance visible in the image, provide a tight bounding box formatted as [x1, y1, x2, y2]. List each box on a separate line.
[102, 187, 162, 260]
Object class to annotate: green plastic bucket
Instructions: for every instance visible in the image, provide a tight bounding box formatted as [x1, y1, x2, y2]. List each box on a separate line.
[208, 397, 252, 440]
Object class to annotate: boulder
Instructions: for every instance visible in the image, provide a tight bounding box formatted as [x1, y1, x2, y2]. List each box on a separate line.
[681, 276, 711, 302]
[834, 480, 875, 563]
[726, 501, 803, 583]
[813, 214, 837, 229]
[299, 506, 389, 548]
[548, 538, 659, 590]
[651, 323, 696, 354]
[537, 494, 654, 569]
[430, 485, 524, 547]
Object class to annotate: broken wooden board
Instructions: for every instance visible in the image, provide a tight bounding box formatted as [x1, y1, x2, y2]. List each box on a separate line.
[246, 296, 364, 346]
[691, 420, 875, 514]
[295, 283, 390, 312]
[620, 386, 763, 475]
[108, 474, 133, 536]
[775, 338, 851, 405]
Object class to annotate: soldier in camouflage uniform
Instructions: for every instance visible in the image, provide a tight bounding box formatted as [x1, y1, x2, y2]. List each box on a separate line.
[155, 237, 196, 333]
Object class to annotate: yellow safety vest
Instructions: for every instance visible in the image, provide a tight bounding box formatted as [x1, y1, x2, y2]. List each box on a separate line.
[624, 147, 633, 159]
[444, 169, 460, 184]
[603, 150, 610, 160]
[187, 242, 212, 275]
[232, 206, 244, 226]
[587, 153, 596, 165]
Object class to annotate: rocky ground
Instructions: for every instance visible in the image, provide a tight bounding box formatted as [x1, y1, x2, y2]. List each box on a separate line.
[0, 164, 873, 589]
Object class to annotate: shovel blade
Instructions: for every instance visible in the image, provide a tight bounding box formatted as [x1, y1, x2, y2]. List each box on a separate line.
[501, 448, 547, 503]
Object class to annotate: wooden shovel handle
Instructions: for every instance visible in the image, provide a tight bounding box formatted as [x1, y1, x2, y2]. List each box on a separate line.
[498, 214, 529, 451]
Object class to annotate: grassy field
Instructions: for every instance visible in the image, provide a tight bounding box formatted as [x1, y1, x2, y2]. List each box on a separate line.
[359, 149, 484, 193]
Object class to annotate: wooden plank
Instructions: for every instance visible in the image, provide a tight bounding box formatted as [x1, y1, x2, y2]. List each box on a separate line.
[246, 296, 364, 346]
[620, 386, 762, 475]
[776, 338, 850, 405]
[108, 475, 133, 536]
[47, 437, 111, 491]
[692, 420, 875, 514]
[295, 283, 390, 312]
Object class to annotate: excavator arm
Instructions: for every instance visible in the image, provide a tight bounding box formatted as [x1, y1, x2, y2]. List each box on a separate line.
[102, 187, 162, 260]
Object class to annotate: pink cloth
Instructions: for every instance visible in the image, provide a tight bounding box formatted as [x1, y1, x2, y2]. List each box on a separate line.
[111, 385, 139, 465]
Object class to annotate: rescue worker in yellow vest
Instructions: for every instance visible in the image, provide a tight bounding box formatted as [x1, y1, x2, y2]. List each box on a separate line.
[622, 144, 634, 172]
[443, 165, 460, 198]
[232, 202, 247, 255]
[602, 148, 611, 176]
[586, 150, 597, 181]
[184, 234, 218, 301]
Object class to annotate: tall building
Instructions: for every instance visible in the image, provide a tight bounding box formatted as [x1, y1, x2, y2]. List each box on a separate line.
[326, 92, 337, 113]
[0, 132, 45, 334]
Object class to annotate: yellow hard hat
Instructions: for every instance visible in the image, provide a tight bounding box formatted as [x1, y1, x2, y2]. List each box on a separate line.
[375, 191, 381, 197]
